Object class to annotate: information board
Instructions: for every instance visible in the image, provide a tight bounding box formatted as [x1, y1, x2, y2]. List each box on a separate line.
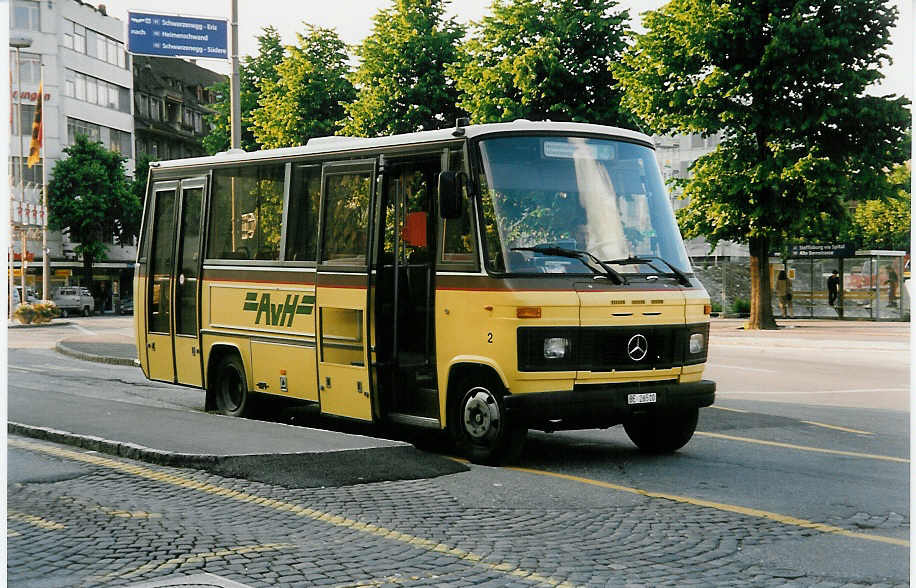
[128, 12, 228, 59]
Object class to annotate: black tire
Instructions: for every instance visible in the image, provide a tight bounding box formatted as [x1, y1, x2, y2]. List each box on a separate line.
[61, 309, 69, 318]
[82, 306, 90, 317]
[212, 354, 250, 417]
[449, 376, 526, 465]
[624, 407, 699, 453]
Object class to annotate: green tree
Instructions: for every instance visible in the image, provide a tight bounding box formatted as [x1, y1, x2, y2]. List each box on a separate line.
[451, 0, 637, 127]
[342, 0, 465, 136]
[203, 27, 285, 154]
[48, 135, 141, 301]
[252, 26, 355, 148]
[850, 163, 911, 250]
[615, 0, 910, 329]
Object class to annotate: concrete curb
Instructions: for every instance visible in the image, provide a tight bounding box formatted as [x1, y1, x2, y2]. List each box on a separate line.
[8, 320, 74, 329]
[55, 341, 139, 367]
[8, 421, 468, 488]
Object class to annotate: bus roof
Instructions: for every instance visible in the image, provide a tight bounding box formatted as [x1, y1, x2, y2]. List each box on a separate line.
[153, 120, 653, 170]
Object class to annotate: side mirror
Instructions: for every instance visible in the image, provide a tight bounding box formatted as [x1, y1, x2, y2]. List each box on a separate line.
[438, 170, 466, 220]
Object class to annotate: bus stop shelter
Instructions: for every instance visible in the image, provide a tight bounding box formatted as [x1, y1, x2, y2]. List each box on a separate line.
[771, 248, 908, 320]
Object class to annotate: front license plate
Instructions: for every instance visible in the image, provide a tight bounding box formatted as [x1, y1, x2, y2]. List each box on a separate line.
[627, 392, 657, 405]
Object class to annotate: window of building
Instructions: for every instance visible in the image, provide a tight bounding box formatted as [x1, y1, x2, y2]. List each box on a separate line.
[74, 23, 86, 53]
[67, 118, 101, 145]
[207, 164, 285, 261]
[150, 98, 162, 121]
[10, 157, 43, 185]
[13, 103, 36, 136]
[85, 76, 97, 104]
[62, 20, 73, 49]
[11, 0, 40, 31]
[10, 52, 41, 84]
[110, 128, 131, 157]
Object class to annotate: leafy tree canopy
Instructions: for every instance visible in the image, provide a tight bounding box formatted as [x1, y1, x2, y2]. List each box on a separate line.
[203, 27, 285, 154]
[614, 0, 910, 327]
[48, 135, 141, 288]
[342, 0, 465, 137]
[849, 162, 911, 251]
[451, 0, 637, 128]
[252, 25, 355, 148]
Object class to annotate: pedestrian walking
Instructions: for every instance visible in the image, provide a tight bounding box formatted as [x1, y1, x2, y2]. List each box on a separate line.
[775, 270, 793, 318]
[827, 270, 840, 307]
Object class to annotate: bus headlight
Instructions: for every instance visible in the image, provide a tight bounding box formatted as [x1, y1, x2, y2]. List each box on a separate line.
[689, 333, 705, 354]
[544, 337, 569, 359]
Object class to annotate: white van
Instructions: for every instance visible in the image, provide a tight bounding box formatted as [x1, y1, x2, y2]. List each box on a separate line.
[52, 286, 95, 317]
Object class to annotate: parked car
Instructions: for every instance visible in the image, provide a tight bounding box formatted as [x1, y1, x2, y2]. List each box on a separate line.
[14, 286, 38, 304]
[52, 286, 95, 317]
[119, 295, 133, 315]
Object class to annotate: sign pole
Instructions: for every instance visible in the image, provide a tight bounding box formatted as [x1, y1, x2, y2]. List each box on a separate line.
[41, 58, 48, 301]
[229, 0, 241, 150]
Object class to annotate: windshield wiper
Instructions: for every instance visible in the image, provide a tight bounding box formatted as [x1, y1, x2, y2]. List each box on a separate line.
[512, 246, 627, 285]
[604, 255, 692, 287]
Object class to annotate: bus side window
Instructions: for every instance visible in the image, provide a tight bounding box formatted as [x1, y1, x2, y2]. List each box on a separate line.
[207, 164, 284, 261]
[440, 149, 477, 269]
[285, 165, 320, 262]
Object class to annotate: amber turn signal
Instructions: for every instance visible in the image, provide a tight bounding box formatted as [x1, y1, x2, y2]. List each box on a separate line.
[703, 304, 712, 315]
[517, 306, 542, 319]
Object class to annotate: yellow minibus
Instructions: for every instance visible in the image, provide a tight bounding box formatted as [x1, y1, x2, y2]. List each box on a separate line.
[135, 120, 715, 463]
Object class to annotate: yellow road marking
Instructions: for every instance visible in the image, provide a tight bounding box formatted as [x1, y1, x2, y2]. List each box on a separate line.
[336, 572, 446, 587]
[90, 543, 296, 584]
[695, 431, 905, 462]
[7, 509, 66, 531]
[57, 495, 162, 519]
[504, 465, 908, 547]
[10, 438, 572, 588]
[8, 529, 22, 537]
[801, 421, 873, 435]
[710, 405, 748, 413]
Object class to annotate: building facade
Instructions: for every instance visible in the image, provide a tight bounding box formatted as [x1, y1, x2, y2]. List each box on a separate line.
[653, 132, 748, 259]
[9, 0, 135, 307]
[132, 55, 224, 161]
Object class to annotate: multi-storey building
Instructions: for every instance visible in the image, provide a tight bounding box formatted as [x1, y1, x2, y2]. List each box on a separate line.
[9, 0, 134, 308]
[653, 132, 748, 259]
[132, 55, 224, 161]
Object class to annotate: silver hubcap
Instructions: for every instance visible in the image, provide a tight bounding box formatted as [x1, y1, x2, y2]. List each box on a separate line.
[463, 387, 500, 440]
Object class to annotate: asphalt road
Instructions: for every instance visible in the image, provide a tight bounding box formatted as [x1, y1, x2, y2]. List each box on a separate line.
[6, 317, 911, 587]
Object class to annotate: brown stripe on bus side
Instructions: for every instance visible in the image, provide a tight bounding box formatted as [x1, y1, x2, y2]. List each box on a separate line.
[316, 273, 369, 288]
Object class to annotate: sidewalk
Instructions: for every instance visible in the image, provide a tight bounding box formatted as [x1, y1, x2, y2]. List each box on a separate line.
[709, 318, 909, 351]
[9, 317, 466, 488]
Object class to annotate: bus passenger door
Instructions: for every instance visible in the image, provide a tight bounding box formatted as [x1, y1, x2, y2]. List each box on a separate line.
[144, 181, 178, 382]
[316, 160, 376, 421]
[173, 177, 206, 387]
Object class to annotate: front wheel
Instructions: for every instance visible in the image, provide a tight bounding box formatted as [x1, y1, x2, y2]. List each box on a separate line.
[61, 308, 69, 318]
[82, 306, 90, 317]
[624, 407, 699, 453]
[212, 355, 250, 417]
[449, 378, 525, 465]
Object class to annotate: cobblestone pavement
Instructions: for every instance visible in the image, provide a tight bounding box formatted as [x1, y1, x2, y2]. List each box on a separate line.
[7, 436, 907, 588]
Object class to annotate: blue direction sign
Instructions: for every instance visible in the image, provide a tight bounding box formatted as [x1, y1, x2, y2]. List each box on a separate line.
[128, 12, 228, 59]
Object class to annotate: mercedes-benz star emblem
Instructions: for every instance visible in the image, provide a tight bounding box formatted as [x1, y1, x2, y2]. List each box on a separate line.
[627, 334, 648, 362]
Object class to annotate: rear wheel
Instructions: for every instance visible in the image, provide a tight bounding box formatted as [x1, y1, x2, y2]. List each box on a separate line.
[212, 355, 250, 417]
[624, 407, 699, 453]
[82, 306, 90, 317]
[61, 308, 69, 318]
[449, 377, 525, 465]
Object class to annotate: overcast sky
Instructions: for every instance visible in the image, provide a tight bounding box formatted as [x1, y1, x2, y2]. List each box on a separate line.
[106, 0, 913, 101]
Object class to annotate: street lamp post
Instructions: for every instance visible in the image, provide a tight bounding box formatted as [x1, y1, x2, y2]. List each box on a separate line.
[10, 36, 33, 319]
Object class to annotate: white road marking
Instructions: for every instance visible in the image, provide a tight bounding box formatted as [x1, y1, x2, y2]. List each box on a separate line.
[70, 323, 95, 336]
[706, 363, 777, 373]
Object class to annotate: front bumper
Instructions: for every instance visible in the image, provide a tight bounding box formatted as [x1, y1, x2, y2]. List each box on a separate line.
[504, 379, 715, 430]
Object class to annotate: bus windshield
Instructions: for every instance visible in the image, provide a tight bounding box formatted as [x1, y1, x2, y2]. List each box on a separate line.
[478, 135, 691, 276]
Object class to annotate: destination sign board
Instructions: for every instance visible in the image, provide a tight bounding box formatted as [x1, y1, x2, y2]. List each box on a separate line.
[128, 12, 228, 59]
[788, 243, 856, 258]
